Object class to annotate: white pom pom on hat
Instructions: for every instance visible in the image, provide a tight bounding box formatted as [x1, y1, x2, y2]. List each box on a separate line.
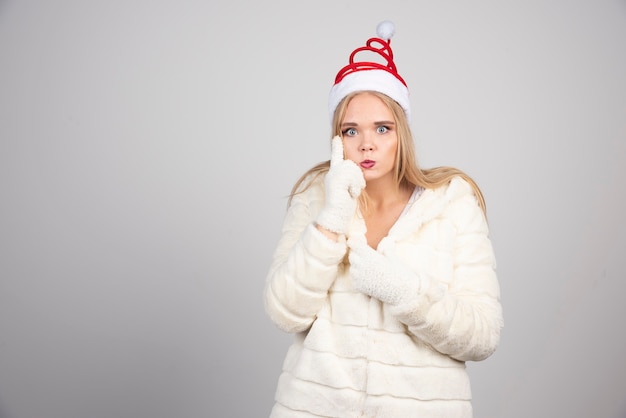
[328, 21, 410, 122]
[376, 20, 396, 40]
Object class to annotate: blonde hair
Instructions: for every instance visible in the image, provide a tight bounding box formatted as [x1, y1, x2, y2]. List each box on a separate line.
[289, 91, 487, 215]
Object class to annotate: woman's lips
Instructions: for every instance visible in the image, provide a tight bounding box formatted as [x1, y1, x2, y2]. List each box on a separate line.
[360, 160, 376, 169]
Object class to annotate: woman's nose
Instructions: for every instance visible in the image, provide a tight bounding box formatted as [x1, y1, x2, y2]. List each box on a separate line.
[360, 134, 374, 151]
[360, 141, 374, 151]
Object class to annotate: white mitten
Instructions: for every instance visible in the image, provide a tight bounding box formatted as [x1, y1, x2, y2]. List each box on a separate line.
[315, 136, 366, 234]
[348, 239, 422, 306]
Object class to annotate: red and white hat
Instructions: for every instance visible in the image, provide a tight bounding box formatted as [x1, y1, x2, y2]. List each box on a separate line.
[328, 21, 410, 121]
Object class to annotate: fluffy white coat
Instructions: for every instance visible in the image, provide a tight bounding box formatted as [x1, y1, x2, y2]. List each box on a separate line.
[264, 175, 503, 418]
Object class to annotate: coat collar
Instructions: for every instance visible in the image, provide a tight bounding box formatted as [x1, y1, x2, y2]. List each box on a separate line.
[347, 176, 474, 246]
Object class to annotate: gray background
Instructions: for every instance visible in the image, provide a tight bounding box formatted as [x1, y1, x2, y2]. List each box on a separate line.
[1, 0, 625, 417]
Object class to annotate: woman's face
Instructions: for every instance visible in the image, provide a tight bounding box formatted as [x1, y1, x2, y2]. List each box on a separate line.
[341, 92, 398, 184]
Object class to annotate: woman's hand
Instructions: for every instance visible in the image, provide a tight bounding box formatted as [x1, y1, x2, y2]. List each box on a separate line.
[316, 136, 365, 235]
[348, 239, 422, 306]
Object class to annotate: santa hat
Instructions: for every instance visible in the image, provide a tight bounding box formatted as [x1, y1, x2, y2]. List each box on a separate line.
[328, 21, 410, 121]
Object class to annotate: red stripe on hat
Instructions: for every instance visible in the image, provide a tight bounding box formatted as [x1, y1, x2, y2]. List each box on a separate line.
[334, 37, 407, 87]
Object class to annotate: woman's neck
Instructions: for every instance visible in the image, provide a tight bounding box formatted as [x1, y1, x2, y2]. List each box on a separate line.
[364, 179, 412, 211]
[361, 179, 413, 249]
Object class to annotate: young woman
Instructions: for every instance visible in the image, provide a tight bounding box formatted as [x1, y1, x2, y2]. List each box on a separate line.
[264, 21, 503, 418]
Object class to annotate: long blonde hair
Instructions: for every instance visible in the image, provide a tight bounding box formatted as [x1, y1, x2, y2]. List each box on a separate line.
[289, 91, 486, 215]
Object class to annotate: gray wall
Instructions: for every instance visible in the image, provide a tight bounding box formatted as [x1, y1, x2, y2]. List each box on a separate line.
[1, 1, 625, 417]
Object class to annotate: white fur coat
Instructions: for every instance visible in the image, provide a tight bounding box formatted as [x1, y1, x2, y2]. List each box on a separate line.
[264, 175, 503, 418]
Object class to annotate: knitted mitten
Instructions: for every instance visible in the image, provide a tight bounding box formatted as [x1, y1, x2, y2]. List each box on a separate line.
[316, 136, 366, 234]
[348, 239, 422, 305]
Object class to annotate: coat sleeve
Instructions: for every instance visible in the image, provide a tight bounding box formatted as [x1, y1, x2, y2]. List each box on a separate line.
[390, 182, 503, 362]
[263, 183, 347, 333]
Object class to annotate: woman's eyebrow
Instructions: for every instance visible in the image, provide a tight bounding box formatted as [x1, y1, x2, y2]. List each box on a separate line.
[341, 121, 395, 127]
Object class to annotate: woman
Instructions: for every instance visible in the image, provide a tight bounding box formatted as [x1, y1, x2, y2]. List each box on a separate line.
[264, 21, 503, 418]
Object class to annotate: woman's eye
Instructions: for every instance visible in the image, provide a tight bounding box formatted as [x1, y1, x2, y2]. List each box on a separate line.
[343, 128, 357, 136]
[377, 126, 389, 134]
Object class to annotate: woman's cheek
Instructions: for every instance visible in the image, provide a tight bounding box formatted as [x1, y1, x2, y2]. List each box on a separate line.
[343, 145, 359, 163]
